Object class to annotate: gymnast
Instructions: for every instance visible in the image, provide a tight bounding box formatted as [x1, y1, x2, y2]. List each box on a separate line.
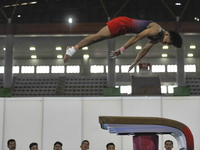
[64, 16, 182, 72]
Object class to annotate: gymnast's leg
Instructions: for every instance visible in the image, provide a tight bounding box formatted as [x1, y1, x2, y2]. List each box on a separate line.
[64, 26, 111, 63]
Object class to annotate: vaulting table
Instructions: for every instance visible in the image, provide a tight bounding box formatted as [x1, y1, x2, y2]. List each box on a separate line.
[99, 116, 194, 150]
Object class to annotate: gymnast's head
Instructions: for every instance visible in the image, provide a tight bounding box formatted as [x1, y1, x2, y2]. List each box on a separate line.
[161, 30, 182, 48]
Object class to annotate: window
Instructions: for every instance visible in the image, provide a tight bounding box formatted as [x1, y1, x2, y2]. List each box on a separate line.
[13, 66, 19, 74]
[0, 66, 4, 73]
[51, 66, 64, 73]
[152, 65, 165, 73]
[185, 64, 196, 72]
[0, 66, 19, 74]
[106, 65, 119, 73]
[66, 65, 80, 73]
[36, 66, 49, 73]
[168, 85, 177, 94]
[120, 85, 132, 94]
[90, 65, 104, 73]
[136, 65, 139, 73]
[161, 85, 167, 94]
[21, 66, 34, 73]
[167, 65, 177, 72]
[121, 65, 134, 73]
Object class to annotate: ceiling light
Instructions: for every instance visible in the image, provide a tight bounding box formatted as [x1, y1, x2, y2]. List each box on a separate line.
[4, 5, 11, 8]
[31, 55, 37, 59]
[82, 47, 88, 50]
[83, 54, 89, 59]
[57, 55, 63, 58]
[12, 4, 19, 7]
[162, 54, 168, 57]
[136, 46, 142, 50]
[3, 47, 6, 51]
[194, 17, 199, 21]
[29, 1, 37, 4]
[187, 53, 193, 57]
[17, 15, 21, 17]
[175, 3, 181, 5]
[21, 3, 28, 5]
[56, 47, 62, 50]
[190, 45, 196, 49]
[162, 45, 169, 49]
[30, 47, 36, 51]
[68, 18, 73, 24]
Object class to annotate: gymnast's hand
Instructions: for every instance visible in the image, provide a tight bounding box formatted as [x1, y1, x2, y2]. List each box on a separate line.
[110, 48, 122, 59]
[128, 62, 137, 72]
[63, 46, 72, 63]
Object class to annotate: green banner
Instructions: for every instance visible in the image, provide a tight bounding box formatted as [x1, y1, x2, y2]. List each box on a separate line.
[0, 88, 12, 97]
[173, 87, 190, 96]
[103, 87, 120, 96]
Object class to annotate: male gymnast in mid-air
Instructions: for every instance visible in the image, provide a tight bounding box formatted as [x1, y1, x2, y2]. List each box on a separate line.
[64, 16, 182, 72]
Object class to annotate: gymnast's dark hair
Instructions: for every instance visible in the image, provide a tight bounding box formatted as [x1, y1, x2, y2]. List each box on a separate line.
[106, 142, 115, 148]
[29, 142, 38, 149]
[169, 30, 182, 48]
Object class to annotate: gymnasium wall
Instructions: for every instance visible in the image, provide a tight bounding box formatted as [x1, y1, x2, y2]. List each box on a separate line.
[0, 96, 199, 150]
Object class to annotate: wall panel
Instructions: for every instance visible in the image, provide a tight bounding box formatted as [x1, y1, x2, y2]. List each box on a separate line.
[3, 97, 43, 150]
[83, 97, 122, 150]
[43, 97, 82, 150]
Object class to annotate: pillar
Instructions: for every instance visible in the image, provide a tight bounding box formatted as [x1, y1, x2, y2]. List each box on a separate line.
[106, 17, 116, 87]
[107, 38, 116, 87]
[4, 18, 14, 88]
[81, 55, 90, 76]
[173, 47, 190, 96]
[176, 47, 185, 86]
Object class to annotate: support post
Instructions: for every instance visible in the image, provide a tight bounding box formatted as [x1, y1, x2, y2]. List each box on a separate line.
[133, 134, 158, 150]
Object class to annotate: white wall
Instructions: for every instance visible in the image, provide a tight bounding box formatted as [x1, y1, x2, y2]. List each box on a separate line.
[0, 96, 199, 150]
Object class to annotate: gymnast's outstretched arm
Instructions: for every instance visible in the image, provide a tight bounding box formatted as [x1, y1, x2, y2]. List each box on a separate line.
[110, 26, 160, 59]
[124, 26, 160, 49]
